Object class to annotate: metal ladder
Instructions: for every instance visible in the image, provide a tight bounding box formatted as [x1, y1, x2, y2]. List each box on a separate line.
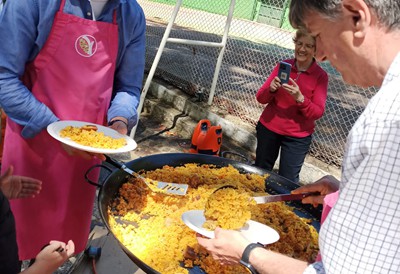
[130, 0, 236, 138]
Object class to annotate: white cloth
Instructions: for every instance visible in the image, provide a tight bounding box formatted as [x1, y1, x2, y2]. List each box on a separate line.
[305, 52, 400, 273]
[90, 0, 108, 20]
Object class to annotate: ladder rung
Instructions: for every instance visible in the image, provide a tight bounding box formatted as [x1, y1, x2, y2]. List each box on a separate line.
[166, 38, 224, 48]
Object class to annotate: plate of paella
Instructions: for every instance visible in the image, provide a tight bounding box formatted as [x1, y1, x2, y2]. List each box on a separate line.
[47, 120, 137, 154]
[182, 209, 280, 245]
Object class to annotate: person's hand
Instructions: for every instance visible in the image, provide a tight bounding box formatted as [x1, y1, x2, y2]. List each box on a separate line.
[291, 175, 340, 207]
[108, 117, 128, 135]
[269, 77, 282, 93]
[0, 166, 42, 200]
[282, 78, 304, 102]
[27, 240, 75, 274]
[61, 143, 106, 161]
[196, 227, 250, 265]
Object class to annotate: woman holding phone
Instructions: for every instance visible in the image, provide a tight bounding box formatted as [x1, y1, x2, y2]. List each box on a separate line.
[255, 29, 328, 183]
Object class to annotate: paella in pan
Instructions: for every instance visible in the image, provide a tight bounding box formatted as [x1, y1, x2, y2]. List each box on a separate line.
[102, 154, 320, 274]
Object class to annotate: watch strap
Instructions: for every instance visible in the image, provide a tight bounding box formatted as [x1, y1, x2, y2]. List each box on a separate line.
[239, 243, 264, 274]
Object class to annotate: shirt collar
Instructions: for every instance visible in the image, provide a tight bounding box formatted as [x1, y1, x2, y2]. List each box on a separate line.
[382, 52, 400, 87]
[291, 58, 318, 74]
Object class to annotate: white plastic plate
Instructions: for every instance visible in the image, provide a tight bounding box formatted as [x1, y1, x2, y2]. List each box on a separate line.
[181, 210, 280, 245]
[47, 120, 137, 154]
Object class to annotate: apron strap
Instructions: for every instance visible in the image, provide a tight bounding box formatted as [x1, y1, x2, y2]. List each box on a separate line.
[112, 9, 117, 24]
[59, 0, 66, 12]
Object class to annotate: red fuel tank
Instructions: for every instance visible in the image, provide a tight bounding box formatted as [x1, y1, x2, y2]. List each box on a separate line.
[190, 119, 222, 156]
[189, 119, 211, 153]
[197, 125, 222, 156]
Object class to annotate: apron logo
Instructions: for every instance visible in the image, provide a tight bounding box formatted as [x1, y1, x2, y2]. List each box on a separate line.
[75, 35, 97, 57]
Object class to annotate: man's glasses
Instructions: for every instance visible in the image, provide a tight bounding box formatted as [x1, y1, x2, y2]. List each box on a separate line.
[294, 41, 315, 50]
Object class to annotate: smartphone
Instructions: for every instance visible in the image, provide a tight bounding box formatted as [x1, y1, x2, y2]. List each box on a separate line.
[278, 61, 292, 84]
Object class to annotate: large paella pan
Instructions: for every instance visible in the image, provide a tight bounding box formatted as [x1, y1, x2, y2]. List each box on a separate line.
[92, 153, 322, 274]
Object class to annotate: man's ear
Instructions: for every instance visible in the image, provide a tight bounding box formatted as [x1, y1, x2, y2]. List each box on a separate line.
[342, 0, 371, 38]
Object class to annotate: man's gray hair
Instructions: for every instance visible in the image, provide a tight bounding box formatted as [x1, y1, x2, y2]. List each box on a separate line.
[289, 0, 400, 31]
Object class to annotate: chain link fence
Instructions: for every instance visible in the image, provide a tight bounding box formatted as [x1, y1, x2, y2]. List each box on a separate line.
[138, 0, 377, 167]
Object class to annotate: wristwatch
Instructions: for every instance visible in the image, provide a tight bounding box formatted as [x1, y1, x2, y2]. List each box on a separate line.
[239, 243, 264, 274]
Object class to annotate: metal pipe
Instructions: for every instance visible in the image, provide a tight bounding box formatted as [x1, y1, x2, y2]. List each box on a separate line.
[130, 0, 183, 139]
[207, 0, 235, 105]
[166, 38, 224, 48]
[131, 0, 236, 136]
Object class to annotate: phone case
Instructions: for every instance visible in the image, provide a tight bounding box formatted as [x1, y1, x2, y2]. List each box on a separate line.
[278, 62, 292, 84]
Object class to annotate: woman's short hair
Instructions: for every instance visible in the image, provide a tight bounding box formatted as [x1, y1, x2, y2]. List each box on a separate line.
[292, 28, 316, 45]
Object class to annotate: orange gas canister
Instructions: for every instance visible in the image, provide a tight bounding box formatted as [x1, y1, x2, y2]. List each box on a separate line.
[189, 119, 211, 153]
[197, 125, 222, 156]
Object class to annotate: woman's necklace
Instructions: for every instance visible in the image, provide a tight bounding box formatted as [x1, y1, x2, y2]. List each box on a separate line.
[295, 71, 302, 82]
[295, 61, 312, 81]
[295, 61, 311, 72]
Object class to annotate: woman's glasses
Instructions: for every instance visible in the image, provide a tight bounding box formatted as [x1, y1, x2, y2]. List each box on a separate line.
[294, 41, 315, 50]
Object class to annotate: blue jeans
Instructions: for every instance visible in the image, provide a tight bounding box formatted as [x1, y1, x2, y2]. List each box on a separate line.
[255, 122, 312, 183]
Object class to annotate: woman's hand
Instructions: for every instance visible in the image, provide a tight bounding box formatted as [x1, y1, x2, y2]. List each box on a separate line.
[291, 175, 340, 206]
[282, 78, 304, 102]
[61, 143, 106, 161]
[196, 227, 249, 265]
[269, 77, 282, 93]
[0, 166, 42, 200]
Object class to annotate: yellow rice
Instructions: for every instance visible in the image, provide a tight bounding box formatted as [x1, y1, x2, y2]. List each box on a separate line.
[109, 163, 319, 274]
[60, 125, 126, 149]
[203, 187, 255, 230]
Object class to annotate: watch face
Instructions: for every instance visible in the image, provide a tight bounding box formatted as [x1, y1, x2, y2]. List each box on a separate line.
[239, 261, 256, 274]
[243, 265, 252, 273]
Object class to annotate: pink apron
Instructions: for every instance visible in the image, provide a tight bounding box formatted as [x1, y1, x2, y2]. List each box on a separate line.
[2, 0, 118, 260]
[315, 190, 339, 262]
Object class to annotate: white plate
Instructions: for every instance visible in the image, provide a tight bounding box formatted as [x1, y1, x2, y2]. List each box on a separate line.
[47, 120, 137, 154]
[181, 210, 280, 245]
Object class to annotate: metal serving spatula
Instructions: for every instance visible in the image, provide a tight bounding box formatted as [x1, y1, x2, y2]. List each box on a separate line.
[105, 156, 188, 195]
[252, 192, 318, 204]
[212, 185, 317, 204]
